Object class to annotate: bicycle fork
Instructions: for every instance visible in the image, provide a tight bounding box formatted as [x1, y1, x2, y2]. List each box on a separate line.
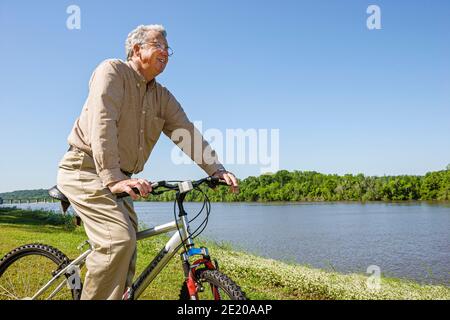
[181, 247, 217, 300]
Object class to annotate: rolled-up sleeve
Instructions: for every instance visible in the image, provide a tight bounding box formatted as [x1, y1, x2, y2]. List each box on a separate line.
[162, 91, 225, 176]
[86, 60, 129, 187]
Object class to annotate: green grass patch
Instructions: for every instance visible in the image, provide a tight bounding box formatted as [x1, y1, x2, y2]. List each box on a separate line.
[0, 207, 449, 300]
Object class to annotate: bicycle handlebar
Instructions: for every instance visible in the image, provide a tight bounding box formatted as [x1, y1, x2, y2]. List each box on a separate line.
[116, 176, 229, 199]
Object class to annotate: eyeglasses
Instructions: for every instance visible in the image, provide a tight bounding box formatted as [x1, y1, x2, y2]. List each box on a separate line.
[141, 41, 174, 57]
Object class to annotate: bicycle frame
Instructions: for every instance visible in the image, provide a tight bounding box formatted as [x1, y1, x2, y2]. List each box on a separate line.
[30, 194, 213, 300]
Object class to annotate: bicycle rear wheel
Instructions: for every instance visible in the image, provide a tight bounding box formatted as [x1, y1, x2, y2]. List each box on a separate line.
[0, 244, 81, 300]
[179, 269, 247, 300]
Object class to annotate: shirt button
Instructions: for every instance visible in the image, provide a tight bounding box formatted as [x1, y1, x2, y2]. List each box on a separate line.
[142, 110, 146, 114]
[140, 129, 144, 133]
[137, 83, 140, 88]
[139, 146, 143, 151]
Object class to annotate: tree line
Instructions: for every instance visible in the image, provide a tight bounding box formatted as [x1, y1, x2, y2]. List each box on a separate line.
[0, 189, 49, 201]
[1, 169, 449, 202]
[143, 169, 450, 202]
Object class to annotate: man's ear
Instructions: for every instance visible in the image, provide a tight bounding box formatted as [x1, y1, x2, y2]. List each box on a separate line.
[132, 43, 141, 59]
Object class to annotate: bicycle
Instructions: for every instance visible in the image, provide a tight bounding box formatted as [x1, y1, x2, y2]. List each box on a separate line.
[0, 176, 247, 300]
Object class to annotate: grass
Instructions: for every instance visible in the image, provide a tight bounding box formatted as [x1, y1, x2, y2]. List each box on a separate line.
[0, 207, 449, 300]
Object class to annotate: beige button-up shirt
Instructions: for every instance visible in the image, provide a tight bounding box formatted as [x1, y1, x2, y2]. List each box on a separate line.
[67, 59, 224, 187]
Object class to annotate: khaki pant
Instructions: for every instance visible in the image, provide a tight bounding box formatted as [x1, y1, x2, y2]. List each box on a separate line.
[56, 149, 138, 300]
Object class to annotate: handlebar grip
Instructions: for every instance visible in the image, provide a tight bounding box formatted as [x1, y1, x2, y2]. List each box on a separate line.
[116, 188, 140, 199]
[207, 176, 230, 188]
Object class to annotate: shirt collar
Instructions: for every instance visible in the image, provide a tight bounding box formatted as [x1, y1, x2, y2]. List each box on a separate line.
[127, 60, 156, 89]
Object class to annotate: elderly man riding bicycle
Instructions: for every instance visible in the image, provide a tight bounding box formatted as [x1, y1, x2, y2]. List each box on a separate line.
[56, 24, 238, 300]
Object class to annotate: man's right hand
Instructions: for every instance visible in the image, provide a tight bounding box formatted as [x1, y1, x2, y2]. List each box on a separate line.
[107, 178, 152, 200]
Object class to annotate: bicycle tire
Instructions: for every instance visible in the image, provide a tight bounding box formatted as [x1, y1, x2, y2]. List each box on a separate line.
[179, 268, 247, 300]
[0, 243, 82, 300]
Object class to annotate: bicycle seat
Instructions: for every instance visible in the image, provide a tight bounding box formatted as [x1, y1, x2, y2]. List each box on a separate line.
[48, 185, 69, 203]
[48, 186, 82, 226]
[48, 185, 71, 214]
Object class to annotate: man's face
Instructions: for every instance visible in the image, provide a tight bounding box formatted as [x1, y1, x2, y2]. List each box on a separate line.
[136, 31, 170, 78]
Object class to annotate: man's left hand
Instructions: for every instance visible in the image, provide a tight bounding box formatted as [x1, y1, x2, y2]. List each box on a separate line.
[212, 170, 239, 194]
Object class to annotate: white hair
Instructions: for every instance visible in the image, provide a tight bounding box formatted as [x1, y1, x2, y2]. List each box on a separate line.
[125, 24, 167, 60]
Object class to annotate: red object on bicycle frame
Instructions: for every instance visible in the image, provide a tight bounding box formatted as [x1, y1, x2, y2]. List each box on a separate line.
[187, 258, 221, 299]
[186, 272, 198, 298]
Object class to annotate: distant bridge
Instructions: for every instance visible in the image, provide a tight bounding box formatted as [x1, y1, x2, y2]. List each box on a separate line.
[1, 198, 58, 204]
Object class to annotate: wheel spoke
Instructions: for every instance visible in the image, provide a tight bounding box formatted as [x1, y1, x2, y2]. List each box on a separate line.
[0, 283, 19, 300]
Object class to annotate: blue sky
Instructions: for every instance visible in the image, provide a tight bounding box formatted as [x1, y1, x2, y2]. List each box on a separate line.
[0, 0, 449, 192]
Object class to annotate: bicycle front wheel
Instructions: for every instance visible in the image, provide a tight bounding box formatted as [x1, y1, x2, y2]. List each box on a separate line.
[0, 244, 81, 300]
[179, 269, 247, 300]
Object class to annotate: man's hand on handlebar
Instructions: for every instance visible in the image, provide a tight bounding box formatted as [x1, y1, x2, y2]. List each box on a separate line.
[107, 174, 237, 200]
[107, 178, 152, 200]
[212, 169, 239, 194]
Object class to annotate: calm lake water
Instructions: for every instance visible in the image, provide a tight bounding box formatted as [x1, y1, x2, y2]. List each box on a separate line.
[2, 201, 449, 285]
